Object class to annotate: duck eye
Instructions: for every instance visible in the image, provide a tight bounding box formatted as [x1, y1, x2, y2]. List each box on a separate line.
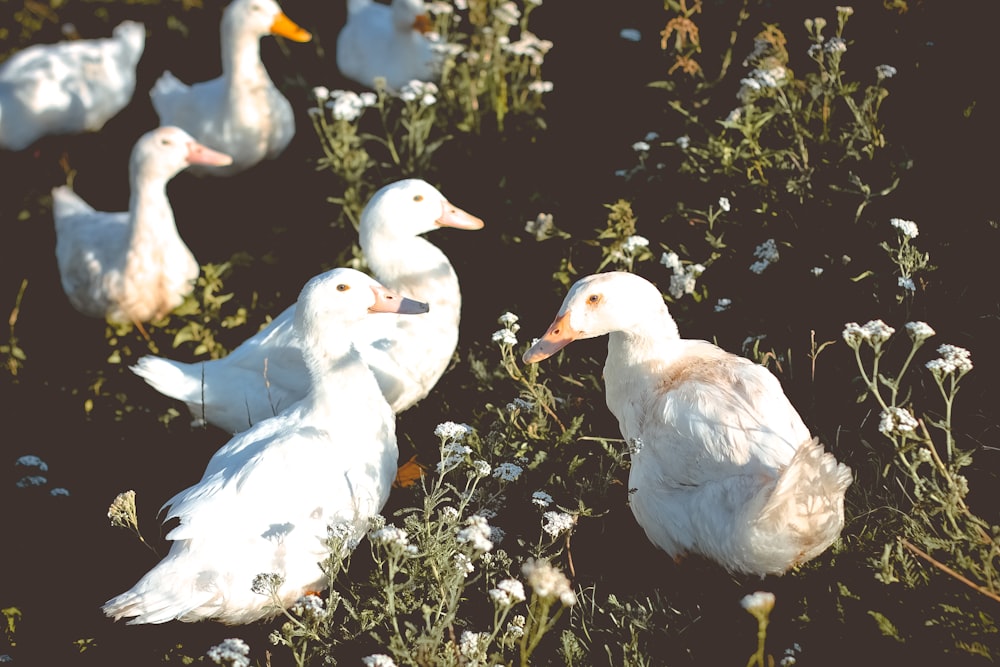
[336, 284, 350, 292]
[587, 294, 601, 305]
[413, 194, 423, 202]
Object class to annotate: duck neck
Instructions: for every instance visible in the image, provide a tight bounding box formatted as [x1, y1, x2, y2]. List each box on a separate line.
[220, 14, 268, 93]
[364, 235, 460, 316]
[299, 330, 378, 411]
[127, 163, 177, 245]
[605, 306, 681, 388]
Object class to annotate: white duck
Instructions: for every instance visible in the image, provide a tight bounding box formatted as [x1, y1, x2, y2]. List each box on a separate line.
[0, 21, 145, 151]
[336, 0, 440, 92]
[522, 271, 853, 577]
[150, 0, 311, 176]
[131, 178, 484, 433]
[104, 268, 428, 625]
[52, 125, 232, 326]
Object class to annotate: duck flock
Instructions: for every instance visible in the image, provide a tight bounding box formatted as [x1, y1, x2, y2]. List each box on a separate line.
[0, 0, 853, 629]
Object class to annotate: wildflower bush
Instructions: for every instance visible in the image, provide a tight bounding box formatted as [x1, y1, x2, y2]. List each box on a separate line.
[0, 1, 997, 666]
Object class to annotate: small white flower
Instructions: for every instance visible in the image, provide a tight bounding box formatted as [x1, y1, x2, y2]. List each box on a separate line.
[811, 267, 824, 277]
[749, 239, 779, 274]
[498, 312, 520, 328]
[15, 455, 48, 471]
[489, 578, 526, 606]
[836, 6, 854, 16]
[362, 654, 398, 667]
[370, 525, 410, 548]
[457, 515, 494, 552]
[878, 407, 918, 437]
[676, 135, 691, 150]
[542, 511, 576, 537]
[435, 421, 473, 442]
[531, 490, 554, 508]
[622, 235, 649, 255]
[926, 344, 973, 376]
[714, 298, 732, 313]
[905, 321, 935, 343]
[862, 320, 896, 346]
[459, 630, 490, 660]
[740, 591, 776, 614]
[876, 64, 897, 80]
[522, 558, 575, 605]
[824, 37, 847, 53]
[718, 196, 731, 212]
[660, 251, 681, 272]
[898, 276, 916, 292]
[454, 552, 475, 576]
[291, 594, 326, 619]
[645, 131, 660, 142]
[632, 141, 650, 153]
[506, 614, 526, 639]
[525, 213, 555, 240]
[493, 462, 523, 482]
[493, 1, 520, 25]
[492, 328, 518, 346]
[15, 475, 46, 488]
[206, 638, 251, 667]
[50, 487, 70, 497]
[470, 459, 492, 477]
[312, 85, 330, 101]
[527, 80, 554, 94]
[890, 217, 919, 238]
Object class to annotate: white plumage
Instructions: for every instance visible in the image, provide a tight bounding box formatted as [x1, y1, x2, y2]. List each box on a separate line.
[0, 21, 145, 151]
[103, 268, 429, 625]
[523, 271, 853, 577]
[150, 0, 311, 176]
[131, 178, 484, 433]
[52, 125, 232, 325]
[336, 0, 440, 92]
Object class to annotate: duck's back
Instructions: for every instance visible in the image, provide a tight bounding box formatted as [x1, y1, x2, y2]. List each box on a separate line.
[0, 21, 145, 150]
[336, 0, 436, 90]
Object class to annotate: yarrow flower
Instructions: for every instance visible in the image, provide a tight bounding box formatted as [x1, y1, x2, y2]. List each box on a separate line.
[492, 328, 518, 346]
[878, 407, 919, 437]
[454, 552, 475, 577]
[399, 80, 438, 106]
[522, 558, 576, 606]
[470, 459, 492, 478]
[493, 462, 523, 482]
[714, 298, 732, 313]
[890, 217, 919, 238]
[489, 578, 526, 606]
[718, 196, 731, 212]
[905, 321, 936, 343]
[493, 1, 521, 26]
[542, 511, 576, 537]
[841, 320, 896, 349]
[15, 455, 47, 471]
[326, 89, 375, 121]
[898, 276, 916, 292]
[531, 490, 554, 508]
[506, 614, 527, 639]
[291, 594, 326, 619]
[876, 64, 897, 79]
[457, 515, 494, 552]
[824, 37, 847, 54]
[527, 79, 555, 94]
[206, 638, 251, 667]
[362, 654, 398, 667]
[370, 524, 410, 549]
[251, 573, 284, 596]
[740, 591, 776, 623]
[16, 475, 46, 488]
[750, 239, 779, 274]
[632, 141, 650, 153]
[926, 344, 973, 376]
[458, 630, 490, 661]
[435, 421, 473, 442]
[676, 135, 691, 150]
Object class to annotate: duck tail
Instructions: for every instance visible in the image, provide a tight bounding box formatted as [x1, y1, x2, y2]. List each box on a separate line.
[756, 438, 853, 570]
[131, 355, 207, 425]
[103, 557, 218, 625]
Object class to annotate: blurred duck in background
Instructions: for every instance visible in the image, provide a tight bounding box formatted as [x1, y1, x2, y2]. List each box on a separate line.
[150, 0, 311, 176]
[0, 21, 145, 151]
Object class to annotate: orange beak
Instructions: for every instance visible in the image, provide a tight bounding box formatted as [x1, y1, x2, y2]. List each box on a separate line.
[270, 12, 312, 42]
[435, 200, 485, 230]
[369, 285, 430, 315]
[413, 13, 433, 34]
[186, 141, 233, 167]
[522, 312, 578, 363]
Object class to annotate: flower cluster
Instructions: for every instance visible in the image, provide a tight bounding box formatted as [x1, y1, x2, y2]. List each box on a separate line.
[206, 638, 251, 667]
[522, 558, 576, 606]
[749, 238, 779, 274]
